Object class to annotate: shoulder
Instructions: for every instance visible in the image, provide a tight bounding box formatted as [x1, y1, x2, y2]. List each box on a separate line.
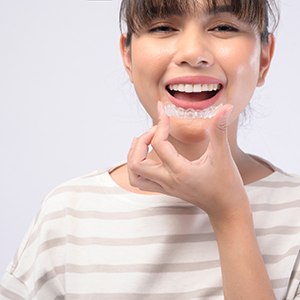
[43, 169, 118, 209]
[246, 169, 300, 218]
[248, 170, 300, 190]
[2, 169, 121, 287]
[47, 169, 111, 197]
[5, 170, 112, 269]
[247, 170, 300, 227]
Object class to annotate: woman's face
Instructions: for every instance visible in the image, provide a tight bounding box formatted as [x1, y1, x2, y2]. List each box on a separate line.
[121, 4, 274, 144]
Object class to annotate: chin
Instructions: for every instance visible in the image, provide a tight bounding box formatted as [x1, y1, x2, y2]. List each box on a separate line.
[169, 118, 210, 144]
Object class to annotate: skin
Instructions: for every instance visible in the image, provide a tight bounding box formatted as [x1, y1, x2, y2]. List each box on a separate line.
[112, 3, 276, 299]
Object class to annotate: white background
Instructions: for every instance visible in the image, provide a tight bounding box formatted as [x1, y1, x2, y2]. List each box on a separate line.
[0, 0, 299, 276]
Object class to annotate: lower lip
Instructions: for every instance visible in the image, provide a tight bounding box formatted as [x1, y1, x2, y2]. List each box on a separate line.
[166, 89, 222, 110]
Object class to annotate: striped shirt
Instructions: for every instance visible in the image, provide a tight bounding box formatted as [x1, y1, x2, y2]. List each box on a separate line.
[0, 168, 300, 299]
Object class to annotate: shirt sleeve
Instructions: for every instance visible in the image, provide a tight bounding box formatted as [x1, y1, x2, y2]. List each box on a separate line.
[0, 186, 67, 300]
[292, 252, 300, 299]
[0, 272, 29, 300]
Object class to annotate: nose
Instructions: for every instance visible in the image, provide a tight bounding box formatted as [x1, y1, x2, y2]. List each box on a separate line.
[174, 23, 214, 68]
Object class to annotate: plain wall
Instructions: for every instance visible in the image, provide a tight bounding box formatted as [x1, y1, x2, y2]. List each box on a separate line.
[0, 0, 299, 276]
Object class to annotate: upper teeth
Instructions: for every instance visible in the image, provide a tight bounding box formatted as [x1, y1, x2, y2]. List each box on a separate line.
[168, 83, 221, 93]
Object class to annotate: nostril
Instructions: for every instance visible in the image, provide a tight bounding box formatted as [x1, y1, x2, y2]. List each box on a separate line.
[196, 57, 209, 67]
[196, 58, 209, 67]
[178, 57, 212, 68]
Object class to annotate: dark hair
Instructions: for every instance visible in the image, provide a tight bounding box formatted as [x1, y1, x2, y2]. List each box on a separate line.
[119, 0, 279, 46]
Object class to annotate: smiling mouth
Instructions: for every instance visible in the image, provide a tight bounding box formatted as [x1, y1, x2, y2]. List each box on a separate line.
[166, 83, 222, 102]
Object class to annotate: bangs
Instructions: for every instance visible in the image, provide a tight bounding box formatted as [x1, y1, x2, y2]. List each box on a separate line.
[121, 0, 200, 34]
[120, 0, 278, 40]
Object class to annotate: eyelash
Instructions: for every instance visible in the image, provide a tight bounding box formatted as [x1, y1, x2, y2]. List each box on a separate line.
[149, 25, 176, 33]
[211, 24, 239, 32]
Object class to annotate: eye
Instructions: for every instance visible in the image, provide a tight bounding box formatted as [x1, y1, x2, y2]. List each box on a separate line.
[212, 24, 239, 32]
[149, 25, 177, 33]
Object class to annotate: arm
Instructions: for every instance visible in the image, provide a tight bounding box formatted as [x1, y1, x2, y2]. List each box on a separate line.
[127, 102, 275, 299]
[211, 210, 275, 300]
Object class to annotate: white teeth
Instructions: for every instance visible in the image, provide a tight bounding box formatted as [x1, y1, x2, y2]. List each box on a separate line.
[193, 84, 202, 92]
[164, 103, 223, 119]
[168, 83, 221, 93]
[185, 85, 193, 93]
[178, 84, 185, 92]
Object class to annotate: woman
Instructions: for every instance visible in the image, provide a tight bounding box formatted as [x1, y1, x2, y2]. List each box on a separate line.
[1, 0, 299, 299]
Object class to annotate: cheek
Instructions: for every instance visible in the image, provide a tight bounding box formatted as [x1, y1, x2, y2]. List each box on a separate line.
[131, 42, 169, 82]
[217, 40, 261, 80]
[130, 42, 173, 119]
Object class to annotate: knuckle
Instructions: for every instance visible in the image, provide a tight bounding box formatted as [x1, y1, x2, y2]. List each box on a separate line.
[216, 121, 227, 132]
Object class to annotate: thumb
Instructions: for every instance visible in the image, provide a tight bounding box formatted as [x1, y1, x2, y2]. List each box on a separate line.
[209, 104, 233, 150]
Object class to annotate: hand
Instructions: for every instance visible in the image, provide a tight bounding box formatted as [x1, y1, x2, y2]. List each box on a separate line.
[127, 102, 250, 222]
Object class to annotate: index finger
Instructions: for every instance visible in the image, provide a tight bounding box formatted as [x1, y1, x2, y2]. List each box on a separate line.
[150, 102, 186, 170]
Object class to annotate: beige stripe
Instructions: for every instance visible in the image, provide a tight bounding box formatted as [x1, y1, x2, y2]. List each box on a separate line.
[39, 228, 299, 249]
[252, 199, 300, 211]
[31, 265, 223, 299]
[291, 269, 300, 281]
[19, 233, 216, 282]
[44, 201, 300, 221]
[64, 206, 202, 219]
[263, 246, 299, 264]
[22, 206, 202, 251]
[295, 270, 300, 280]
[20, 243, 298, 283]
[18, 226, 300, 282]
[256, 226, 300, 236]
[271, 277, 290, 289]
[40, 260, 220, 274]
[50, 182, 300, 213]
[21, 205, 300, 262]
[30, 273, 291, 300]
[250, 180, 300, 188]
[54, 287, 223, 300]
[41, 277, 291, 300]
[23, 210, 66, 250]
[40, 232, 215, 248]
[0, 285, 26, 300]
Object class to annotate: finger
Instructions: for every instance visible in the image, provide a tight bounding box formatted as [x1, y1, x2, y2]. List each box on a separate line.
[151, 101, 185, 169]
[127, 126, 174, 180]
[208, 104, 233, 152]
[128, 126, 157, 164]
[128, 122, 175, 190]
[127, 126, 157, 185]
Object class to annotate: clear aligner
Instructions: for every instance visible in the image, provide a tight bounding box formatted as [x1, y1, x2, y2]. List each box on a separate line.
[164, 103, 223, 119]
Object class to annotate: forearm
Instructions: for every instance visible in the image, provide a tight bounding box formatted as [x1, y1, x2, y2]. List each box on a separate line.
[211, 207, 275, 300]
